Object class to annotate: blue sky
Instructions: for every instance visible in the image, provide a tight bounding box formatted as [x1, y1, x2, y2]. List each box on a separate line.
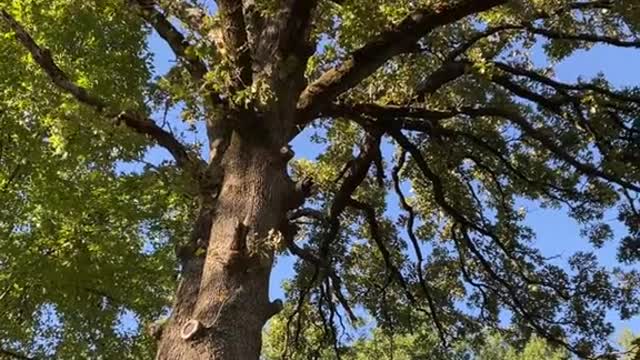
[146, 33, 640, 340]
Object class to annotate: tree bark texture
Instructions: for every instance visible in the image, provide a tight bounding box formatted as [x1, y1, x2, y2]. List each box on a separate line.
[156, 130, 293, 359]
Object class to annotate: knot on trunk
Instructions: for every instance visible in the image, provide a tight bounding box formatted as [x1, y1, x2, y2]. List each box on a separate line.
[180, 319, 203, 341]
[230, 218, 250, 253]
[227, 217, 251, 269]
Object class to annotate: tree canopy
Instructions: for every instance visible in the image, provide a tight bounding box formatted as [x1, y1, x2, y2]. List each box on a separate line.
[0, 0, 639, 359]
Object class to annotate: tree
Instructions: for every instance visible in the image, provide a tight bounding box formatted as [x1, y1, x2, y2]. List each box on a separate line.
[0, 0, 639, 359]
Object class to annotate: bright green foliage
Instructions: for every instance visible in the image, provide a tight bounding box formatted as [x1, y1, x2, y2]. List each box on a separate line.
[1, 0, 640, 358]
[619, 329, 640, 360]
[0, 0, 192, 357]
[263, 308, 570, 360]
[474, 333, 569, 360]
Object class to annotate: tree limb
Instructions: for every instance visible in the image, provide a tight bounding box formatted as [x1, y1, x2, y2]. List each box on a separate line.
[278, 0, 319, 59]
[132, 0, 209, 81]
[346, 198, 449, 347]
[158, 0, 210, 39]
[414, 61, 468, 99]
[493, 61, 640, 105]
[215, 0, 252, 86]
[296, 0, 507, 122]
[526, 26, 640, 48]
[0, 9, 196, 169]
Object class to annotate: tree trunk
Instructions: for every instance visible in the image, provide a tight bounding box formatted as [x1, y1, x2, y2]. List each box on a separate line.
[156, 131, 293, 359]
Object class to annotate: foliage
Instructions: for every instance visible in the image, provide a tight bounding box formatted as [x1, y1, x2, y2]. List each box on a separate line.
[619, 329, 640, 360]
[263, 306, 570, 360]
[0, 0, 192, 357]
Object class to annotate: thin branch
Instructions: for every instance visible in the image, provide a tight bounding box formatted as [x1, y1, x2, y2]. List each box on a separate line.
[285, 265, 320, 355]
[445, 20, 640, 62]
[452, 226, 582, 357]
[0, 164, 22, 193]
[390, 150, 449, 347]
[283, 215, 358, 325]
[528, 26, 640, 48]
[346, 198, 449, 348]
[0, 9, 196, 169]
[493, 61, 640, 105]
[467, 107, 640, 193]
[334, 100, 640, 193]
[328, 274, 357, 323]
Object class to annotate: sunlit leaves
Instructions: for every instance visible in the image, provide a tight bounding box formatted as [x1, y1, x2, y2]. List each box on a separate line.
[0, 0, 191, 357]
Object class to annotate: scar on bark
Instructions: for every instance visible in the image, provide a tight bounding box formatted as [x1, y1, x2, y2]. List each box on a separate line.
[226, 216, 251, 268]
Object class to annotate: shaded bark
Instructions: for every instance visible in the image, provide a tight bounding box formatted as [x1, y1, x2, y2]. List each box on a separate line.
[156, 131, 292, 359]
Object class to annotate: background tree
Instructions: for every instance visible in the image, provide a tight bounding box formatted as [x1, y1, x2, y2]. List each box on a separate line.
[0, 0, 639, 359]
[619, 329, 640, 360]
[263, 311, 572, 360]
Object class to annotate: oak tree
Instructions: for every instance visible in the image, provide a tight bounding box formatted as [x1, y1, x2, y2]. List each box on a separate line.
[1, 0, 640, 359]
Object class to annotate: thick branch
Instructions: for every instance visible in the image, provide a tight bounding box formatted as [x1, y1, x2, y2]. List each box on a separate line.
[215, 0, 252, 86]
[296, 0, 507, 121]
[326, 103, 453, 124]
[312, 131, 382, 269]
[414, 61, 468, 98]
[279, 0, 319, 58]
[158, 0, 209, 38]
[0, 9, 195, 168]
[328, 132, 381, 224]
[132, 0, 209, 81]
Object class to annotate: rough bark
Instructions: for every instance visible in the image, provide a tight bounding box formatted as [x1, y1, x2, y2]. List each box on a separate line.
[156, 130, 292, 359]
